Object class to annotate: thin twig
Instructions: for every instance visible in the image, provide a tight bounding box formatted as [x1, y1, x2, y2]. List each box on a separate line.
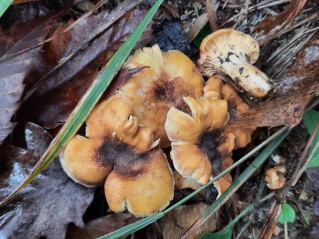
[64, 0, 109, 32]
[221, 0, 290, 26]
[284, 222, 288, 239]
[206, 0, 219, 31]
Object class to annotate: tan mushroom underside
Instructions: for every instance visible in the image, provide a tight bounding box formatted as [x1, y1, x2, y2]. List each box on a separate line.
[199, 29, 271, 98]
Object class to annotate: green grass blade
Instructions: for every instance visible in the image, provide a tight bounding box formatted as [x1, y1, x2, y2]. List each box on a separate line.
[99, 213, 164, 239]
[184, 128, 290, 237]
[0, 0, 164, 207]
[0, 0, 13, 19]
[97, 127, 288, 239]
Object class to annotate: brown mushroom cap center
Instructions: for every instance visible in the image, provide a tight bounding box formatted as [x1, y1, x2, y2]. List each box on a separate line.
[198, 130, 224, 175]
[149, 75, 195, 108]
[97, 137, 151, 177]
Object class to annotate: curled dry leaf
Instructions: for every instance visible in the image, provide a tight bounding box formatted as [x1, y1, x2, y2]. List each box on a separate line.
[160, 203, 220, 239]
[0, 15, 57, 144]
[17, 7, 152, 129]
[255, 0, 308, 45]
[0, 123, 95, 238]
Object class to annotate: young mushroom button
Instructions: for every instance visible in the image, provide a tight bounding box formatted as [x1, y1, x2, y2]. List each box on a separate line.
[198, 29, 272, 98]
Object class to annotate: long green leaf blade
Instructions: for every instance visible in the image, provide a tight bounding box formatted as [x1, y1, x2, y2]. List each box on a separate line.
[203, 129, 289, 219]
[0, 0, 164, 207]
[99, 213, 164, 239]
[182, 128, 290, 238]
[97, 127, 288, 239]
[0, 0, 13, 18]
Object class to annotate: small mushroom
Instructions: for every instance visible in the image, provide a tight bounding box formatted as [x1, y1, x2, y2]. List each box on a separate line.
[119, 45, 204, 147]
[265, 166, 286, 190]
[198, 29, 272, 98]
[174, 171, 202, 191]
[60, 95, 174, 217]
[165, 96, 235, 195]
[204, 76, 256, 148]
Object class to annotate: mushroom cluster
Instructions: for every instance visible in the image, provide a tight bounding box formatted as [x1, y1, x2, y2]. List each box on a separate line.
[60, 30, 263, 217]
[60, 95, 174, 217]
[118, 45, 204, 147]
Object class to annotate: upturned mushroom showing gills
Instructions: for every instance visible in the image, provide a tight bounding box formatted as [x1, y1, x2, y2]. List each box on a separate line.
[119, 44, 204, 147]
[165, 96, 235, 195]
[60, 95, 174, 217]
[198, 29, 272, 98]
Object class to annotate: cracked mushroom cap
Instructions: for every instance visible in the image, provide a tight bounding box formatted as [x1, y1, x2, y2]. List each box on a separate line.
[119, 45, 204, 147]
[60, 95, 174, 216]
[165, 96, 235, 195]
[198, 29, 271, 98]
[204, 76, 256, 148]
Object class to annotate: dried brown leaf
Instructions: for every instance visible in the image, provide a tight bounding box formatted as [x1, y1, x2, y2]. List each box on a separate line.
[255, 0, 308, 45]
[159, 203, 220, 239]
[65, 214, 137, 239]
[0, 122, 95, 238]
[231, 84, 317, 129]
[276, 38, 319, 95]
[17, 8, 152, 129]
[0, 16, 55, 144]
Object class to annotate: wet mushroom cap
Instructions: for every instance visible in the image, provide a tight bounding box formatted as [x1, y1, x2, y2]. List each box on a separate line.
[119, 45, 204, 147]
[198, 29, 271, 98]
[61, 94, 175, 217]
[204, 76, 256, 148]
[105, 148, 174, 217]
[173, 171, 202, 190]
[60, 135, 111, 187]
[165, 96, 235, 194]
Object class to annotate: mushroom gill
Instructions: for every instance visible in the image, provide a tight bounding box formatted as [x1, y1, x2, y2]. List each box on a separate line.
[198, 29, 272, 98]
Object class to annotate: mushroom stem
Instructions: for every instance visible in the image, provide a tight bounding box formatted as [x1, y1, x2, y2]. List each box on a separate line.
[223, 55, 271, 98]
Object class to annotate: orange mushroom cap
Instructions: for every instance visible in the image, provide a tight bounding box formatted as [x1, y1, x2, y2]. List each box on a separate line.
[204, 76, 256, 148]
[119, 45, 204, 147]
[165, 96, 235, 195]
[265, 166, 286, 190]
[60, 95, 174, 216]
[198, 29, 272, 98]
[60, 135, 111, 187]
[173, 171, 202, 191]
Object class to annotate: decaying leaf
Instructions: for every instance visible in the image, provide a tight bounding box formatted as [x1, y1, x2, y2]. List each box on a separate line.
[0, 123, 95, 238]
[0, 15, 56, 144]
[65, 214, 137, 239]
[276, 39, 319, 95]
[17, 8, 152, 129]
[230, 84, 318, 129]
[230, 37, 319, 129]
[255, 0, 308, 45]
[159, 203, 220, 239]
